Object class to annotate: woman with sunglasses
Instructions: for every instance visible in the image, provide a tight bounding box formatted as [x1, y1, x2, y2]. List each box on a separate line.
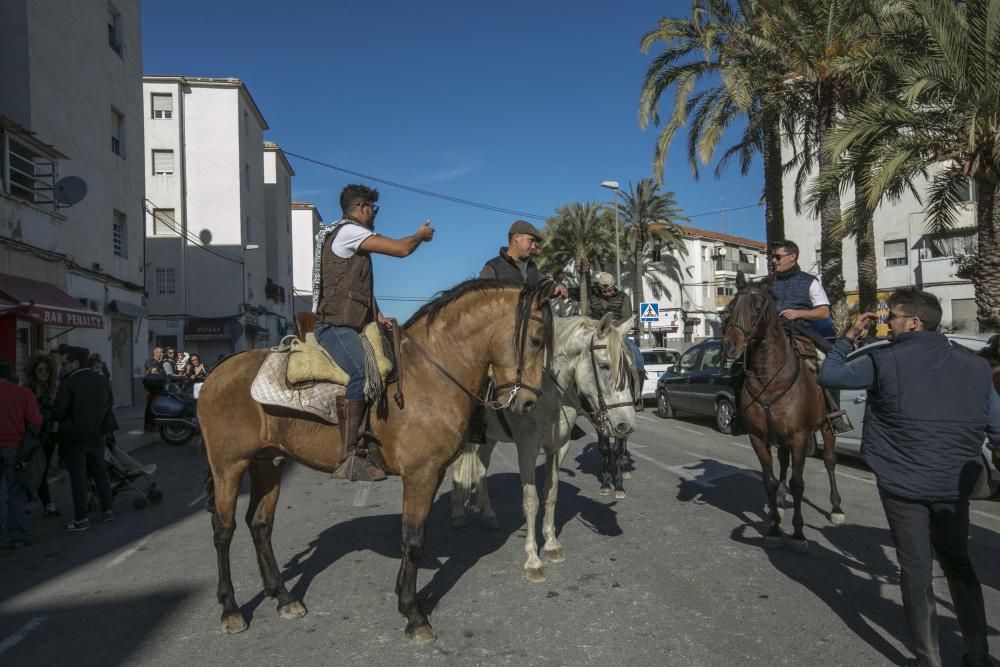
[22, 352, 61, 517]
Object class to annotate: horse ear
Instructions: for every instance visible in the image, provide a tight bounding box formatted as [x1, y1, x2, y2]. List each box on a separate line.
[598, 313, 614, 335]
[736, 271, 747, 290]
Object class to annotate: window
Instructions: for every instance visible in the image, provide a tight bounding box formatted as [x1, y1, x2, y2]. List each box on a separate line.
[884, 239, 908, 267]
[151, 94, 172, 119]
[716, 286, 735, 296]
[111, 108, 124, 156]
[3, 135, 57, 207]
[152, 208, 177, 236]
[152, 149, 174, 175]
[699, 344, 724, 370]
[113, 210, 127, 258]
[155, 268, 176, 295]
[107, 4, 123, 54]
[679, 349, 699, 372]
[952, 178, 975, 203]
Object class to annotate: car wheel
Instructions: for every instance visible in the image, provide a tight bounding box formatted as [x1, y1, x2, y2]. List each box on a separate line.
[656, 391, 674, 419]
[715, 397, 736, 435]
[159, 424, 195, 446]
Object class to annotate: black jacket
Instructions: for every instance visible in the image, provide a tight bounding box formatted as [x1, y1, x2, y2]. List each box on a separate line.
[54, 368, 114, 446]
[480, 248, 543, 286]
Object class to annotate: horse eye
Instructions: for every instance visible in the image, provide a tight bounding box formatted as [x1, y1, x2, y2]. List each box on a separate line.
[598, 362, 610, 371]
[530, 336, 543, 348]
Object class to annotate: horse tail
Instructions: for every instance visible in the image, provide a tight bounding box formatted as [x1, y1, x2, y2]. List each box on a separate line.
[452, 443, 479, 510]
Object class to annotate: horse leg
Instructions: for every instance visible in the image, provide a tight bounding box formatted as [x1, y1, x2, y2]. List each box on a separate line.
[775, 445, 790, 518]
[749, 434, 783, 548]
[621, 437, 634, 480]
[210, 460, 250, 634]
[245, 460, 306, 620]
[475, 441, 500, 529]
[516, 443, 545, 582]
[395, 468, 443, 644]
[821, 428, 846, 525]
[597, 430, 613, 496]
[540, 442, 569, 563]
[612, 437, 626, 499]
[787, 439, 810, 552]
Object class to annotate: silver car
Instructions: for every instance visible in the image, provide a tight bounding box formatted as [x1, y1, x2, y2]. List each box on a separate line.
[832, 333, 998, 499]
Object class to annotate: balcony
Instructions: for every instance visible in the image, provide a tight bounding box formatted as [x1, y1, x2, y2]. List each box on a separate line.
[916, 256, 968, 285]
[713, 258, 756, 275]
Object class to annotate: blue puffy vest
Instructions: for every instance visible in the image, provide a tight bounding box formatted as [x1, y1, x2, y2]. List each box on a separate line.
[862, 331, 992, 500]
[771, 268, 834, 338]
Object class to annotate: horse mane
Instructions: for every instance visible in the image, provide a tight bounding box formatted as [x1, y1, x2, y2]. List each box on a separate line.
[554, 316, 632, 391]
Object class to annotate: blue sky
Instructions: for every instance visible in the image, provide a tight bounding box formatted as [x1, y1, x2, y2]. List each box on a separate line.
[142, 0, 764, 319]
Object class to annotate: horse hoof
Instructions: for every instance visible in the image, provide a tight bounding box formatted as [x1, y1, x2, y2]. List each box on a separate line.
[451, 515, 467, 529]
[278, 600, 307, 619]
[221, 612, 248, 634]
[524, 566, 546, 583]
[830, 512, 847, 526]
[789, 538, 810, 553]
[614, 490, 626, 499]
[407, 625, 437, 644]
[763, 535, 784, 550]
[542, 548, 565, 563]
[599, 487, 611, 497]
[482, 515, 500, 530]
[622, 471, 632, 480]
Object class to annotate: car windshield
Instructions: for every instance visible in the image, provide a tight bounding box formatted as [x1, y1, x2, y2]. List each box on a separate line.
[642, 350, 678, 365]
[700, 345, 724, 370]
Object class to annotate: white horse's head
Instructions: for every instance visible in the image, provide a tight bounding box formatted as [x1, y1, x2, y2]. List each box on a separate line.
[552, 314, 637, 438]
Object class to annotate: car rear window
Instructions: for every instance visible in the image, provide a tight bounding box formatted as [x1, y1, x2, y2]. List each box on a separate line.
[642, 350, 678, 365]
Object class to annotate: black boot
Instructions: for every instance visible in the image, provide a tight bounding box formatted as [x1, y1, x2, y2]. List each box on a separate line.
[334, 398, 386, 482]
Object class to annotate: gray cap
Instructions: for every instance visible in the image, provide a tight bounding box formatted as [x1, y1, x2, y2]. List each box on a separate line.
[596, 272, 615, 287]
[508, 220, 543, 240]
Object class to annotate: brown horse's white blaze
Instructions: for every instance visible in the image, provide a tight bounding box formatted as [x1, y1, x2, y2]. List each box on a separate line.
[722, 272, 845, 553]
[198, 280, 553, 642]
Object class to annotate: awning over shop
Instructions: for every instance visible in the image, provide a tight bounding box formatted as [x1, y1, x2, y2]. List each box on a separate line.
[185, 318, 243, 341]
[0, 273, 104, 329]
[106, 300, 146, 319]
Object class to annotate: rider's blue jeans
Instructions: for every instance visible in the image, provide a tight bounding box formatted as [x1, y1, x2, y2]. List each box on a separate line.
[315, 322, 367, 400]
[623, 337, 645, 374]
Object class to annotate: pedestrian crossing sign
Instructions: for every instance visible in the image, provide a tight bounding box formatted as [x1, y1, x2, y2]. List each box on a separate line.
[639, 302, 659, 322]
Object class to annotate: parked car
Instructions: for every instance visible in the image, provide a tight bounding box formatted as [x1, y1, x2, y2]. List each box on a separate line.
[654, 338, 742, 434]
[640, 347, 681, 401]
[833, 332, 998, 499]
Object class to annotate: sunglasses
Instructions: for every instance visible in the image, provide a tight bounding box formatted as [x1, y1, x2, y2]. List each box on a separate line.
[365, 203, 380, 214]
[886, 311, 920, 322]
[770, 253, 792, 261]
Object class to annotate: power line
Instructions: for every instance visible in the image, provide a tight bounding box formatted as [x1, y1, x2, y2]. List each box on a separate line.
[143, 200, 244, 265]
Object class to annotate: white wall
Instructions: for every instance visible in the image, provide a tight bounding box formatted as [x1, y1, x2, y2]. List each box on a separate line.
[291, 205, 321, 303]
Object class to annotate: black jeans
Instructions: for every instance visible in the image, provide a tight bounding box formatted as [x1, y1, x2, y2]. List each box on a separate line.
[879, 490, 990, 667]
[62, 442, 113, 521]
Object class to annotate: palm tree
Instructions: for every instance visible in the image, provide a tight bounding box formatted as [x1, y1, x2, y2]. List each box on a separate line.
[639, 0, 792, 244]
[538, 202, 615, 317]
[615, 179, 689, 319]
[827, 0, 1000, 331]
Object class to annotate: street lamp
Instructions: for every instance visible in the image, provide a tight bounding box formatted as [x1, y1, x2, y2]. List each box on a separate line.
[600, 180, 621, 285]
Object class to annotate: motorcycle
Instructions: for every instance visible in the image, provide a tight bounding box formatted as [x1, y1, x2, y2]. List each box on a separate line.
[143, 374, 200, 445]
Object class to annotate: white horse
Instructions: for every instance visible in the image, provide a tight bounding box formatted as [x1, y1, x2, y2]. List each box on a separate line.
[451, 314, 637, 582]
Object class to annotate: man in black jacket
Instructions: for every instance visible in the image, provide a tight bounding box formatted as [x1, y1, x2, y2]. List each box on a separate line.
[54, 346, 115, 531]
[819, 287, 1000, 667]
[480, 220, 567, 298]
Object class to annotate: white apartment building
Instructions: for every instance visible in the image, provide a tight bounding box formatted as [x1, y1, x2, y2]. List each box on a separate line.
[263, 142, 295, 337]
[781, 164, 978, 332]
[143, 76, 292, 362]
[290, 201, 322, 315]
[630, 225, 767, 347]
[0, 0, 147, 405]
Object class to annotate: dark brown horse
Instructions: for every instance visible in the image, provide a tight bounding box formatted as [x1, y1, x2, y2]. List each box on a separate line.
[721, 273, 844, 552]
[198, 280, 553, 642]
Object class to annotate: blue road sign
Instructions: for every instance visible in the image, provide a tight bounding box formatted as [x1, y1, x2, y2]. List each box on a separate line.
[639, 302, 659, 322]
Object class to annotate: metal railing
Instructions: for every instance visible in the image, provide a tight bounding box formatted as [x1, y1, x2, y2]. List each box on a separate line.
[5, 136, 57, 207]
[713, 258, 756, 274]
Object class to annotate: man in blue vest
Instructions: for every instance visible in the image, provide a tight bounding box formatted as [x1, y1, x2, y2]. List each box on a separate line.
[768, 239, 834, 349]
[819, 287, 1000, 667]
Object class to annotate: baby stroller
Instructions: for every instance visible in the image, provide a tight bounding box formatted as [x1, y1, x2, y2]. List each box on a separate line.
[89, 439, 164, 511]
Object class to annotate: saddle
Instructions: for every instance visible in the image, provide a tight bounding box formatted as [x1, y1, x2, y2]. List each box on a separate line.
[249, 313, 398, 423]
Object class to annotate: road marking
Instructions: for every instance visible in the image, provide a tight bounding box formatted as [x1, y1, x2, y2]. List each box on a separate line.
[107, 536, 152, 568]
[672, 424, 705, 437]
[625, 444, 756, 488]
[352, 482, 371, 507]
[972, 508, 1000, 522]
[636, 414, 659, 423]
[188, 491, 207, 508]
[0, 617, 46, 656]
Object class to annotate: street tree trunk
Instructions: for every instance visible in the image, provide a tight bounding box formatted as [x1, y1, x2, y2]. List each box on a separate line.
[817, 103, 847, 333]
[763, 119, 785, 245]
[855, 212, 878, 315]
[633, 232, 644, 326]
[579, 263, 591, 317]
[974, 178, 1000, 332]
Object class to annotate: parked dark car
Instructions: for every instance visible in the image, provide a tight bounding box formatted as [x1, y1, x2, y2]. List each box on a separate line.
[655, 338, 742, 434]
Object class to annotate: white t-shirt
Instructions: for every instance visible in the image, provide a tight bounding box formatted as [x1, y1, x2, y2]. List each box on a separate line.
[809, 279, 830, 307]
[330, 223, 375, 258]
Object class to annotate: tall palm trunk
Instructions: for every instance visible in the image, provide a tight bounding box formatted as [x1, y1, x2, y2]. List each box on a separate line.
[817, 101, 847, 332]
[633, 236, 644, 323]
[763, 119, 785, 245]
[974, 178, 1000, 332]
[855, 213, 878, 314]
[579, 263, 591, 317]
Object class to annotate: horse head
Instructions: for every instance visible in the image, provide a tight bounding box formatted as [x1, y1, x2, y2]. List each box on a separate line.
[722, 271, 776, 360]
[490, 281, 556, 414]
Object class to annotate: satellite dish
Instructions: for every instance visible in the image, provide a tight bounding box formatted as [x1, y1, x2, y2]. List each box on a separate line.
[55, 176, 88, 207]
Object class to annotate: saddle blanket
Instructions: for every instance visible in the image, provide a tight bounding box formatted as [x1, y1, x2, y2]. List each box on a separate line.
[250, 350, 343, 423]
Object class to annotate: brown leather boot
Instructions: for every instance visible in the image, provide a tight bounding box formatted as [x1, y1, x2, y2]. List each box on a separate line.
[334, 398, 386, 482]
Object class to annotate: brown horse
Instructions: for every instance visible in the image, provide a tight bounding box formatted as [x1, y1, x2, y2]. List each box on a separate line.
[721, 273, 844, 552]
[198, 280, 554, 642]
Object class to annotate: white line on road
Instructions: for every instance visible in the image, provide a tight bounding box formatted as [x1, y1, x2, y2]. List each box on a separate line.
[188, 491, 207, 508]
[0, 617, 46, 657]
[107, 536, 152, 568]
[672, 424, 705, 437]
[353, 482, 371, 507]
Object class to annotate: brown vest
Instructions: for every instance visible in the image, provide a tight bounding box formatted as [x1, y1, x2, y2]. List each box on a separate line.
[316, 222, 374, 331]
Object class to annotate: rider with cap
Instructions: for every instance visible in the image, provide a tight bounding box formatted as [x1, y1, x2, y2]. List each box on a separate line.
[587, 272, 645, 409]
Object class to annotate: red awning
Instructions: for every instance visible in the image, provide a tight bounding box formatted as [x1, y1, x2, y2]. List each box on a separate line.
[0, 273, 104, 329]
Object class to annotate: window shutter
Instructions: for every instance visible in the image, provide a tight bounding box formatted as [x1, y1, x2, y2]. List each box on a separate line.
[153, 150, 174, 174]
[152, 94, 172, 113]
[884, 240, 906, 260]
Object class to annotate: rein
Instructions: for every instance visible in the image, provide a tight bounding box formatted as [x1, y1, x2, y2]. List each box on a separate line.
[548, 333, 633, 430]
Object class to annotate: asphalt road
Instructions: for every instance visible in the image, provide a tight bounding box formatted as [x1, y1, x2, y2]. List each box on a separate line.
[2, 409, 1000, 666]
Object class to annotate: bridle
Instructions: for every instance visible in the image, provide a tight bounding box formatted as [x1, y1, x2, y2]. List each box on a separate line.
[551, 332, 634, 430]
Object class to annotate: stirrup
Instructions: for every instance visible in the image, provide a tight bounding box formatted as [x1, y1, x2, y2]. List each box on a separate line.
[826, 409, 853, 435]
[333, 450, 387, 482]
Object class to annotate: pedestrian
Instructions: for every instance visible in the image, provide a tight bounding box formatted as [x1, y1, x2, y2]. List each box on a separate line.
[161, 347, 177, 376]
[22, 352, 61, 517]
[175, 349, 189, 376]
[54, 346, 115, 532]
[185, 354, 208, 399]
[818, 286, 1000, 667]
[143, 346, 164, 432]
[0, 357, 43, 548]
[88, 353, 111, 381]
[312, 183, 434, 481]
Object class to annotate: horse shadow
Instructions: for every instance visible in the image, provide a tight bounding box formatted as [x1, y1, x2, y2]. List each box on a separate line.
[241, 469, 621, 623]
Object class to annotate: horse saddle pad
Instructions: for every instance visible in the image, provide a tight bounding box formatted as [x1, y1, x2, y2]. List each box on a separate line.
[791, 334, 819, 360]
[286, 323, 392, 385]
[250, 350, 344, 423]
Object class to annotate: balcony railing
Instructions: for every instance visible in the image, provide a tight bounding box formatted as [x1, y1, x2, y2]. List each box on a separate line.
[713, 258, 756, 274]
[5, 136, 57, 207]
